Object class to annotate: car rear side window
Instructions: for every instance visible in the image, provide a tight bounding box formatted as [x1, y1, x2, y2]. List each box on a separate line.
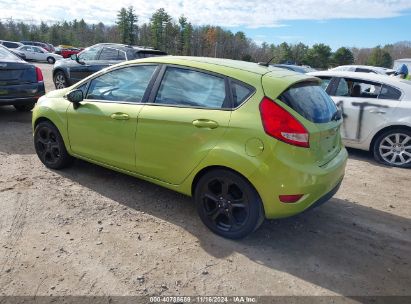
[3, 42, 18, 48]
[231, 81, 254, 107]
[99, 47, 125, 60]
[0, 47, 18, 60]
[379, 85, 401, 100]
[278, 82, 337, 123]
[155, 67, 228, 108]
[336, 78, 381, 99]
[86, 65, 157, 103]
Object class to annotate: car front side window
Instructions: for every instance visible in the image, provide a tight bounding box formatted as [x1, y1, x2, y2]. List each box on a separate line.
[78, 46, 101, 61]
[154, 67, 228, 108]
[86, 65, 157, 103]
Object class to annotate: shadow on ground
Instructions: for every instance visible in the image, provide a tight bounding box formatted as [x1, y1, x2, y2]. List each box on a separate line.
[0, 106, 34, 155]
[58, 159, 411, 296]
[1, 105, 410, 295]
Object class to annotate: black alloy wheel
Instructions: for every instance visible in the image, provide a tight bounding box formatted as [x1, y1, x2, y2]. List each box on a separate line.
[34, 121, 73, 169]
[195, 169, 264, 239]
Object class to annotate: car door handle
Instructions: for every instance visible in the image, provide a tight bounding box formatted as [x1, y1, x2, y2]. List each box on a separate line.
[192, 119, 219, 129]
[110, 113, 129, 120]
[369, 108, 386, 114]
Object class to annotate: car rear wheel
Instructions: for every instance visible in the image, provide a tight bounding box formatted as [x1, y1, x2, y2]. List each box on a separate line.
[47, 57, 55, 64]
[373, 128, 411, 168]
[194, 169, 265, 239]
[34, 121, 73, 169]
[14, 103, 35, 112]
[54, 71, 67, 89]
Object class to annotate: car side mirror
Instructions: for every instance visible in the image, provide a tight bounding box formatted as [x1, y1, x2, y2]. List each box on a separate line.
[70, 54, 84, 65]
[66, 89, 84, 104]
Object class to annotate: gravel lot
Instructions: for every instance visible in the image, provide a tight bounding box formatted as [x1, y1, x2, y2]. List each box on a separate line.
[0, 62, 410, 297]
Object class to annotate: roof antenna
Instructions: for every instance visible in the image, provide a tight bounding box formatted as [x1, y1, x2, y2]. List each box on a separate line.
[258, 56, 275, 67]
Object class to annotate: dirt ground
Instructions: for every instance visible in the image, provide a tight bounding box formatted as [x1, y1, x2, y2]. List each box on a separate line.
[0, 63, 410, 297]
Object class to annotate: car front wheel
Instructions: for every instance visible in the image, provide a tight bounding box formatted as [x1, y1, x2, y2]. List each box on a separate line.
[54, 71, 67, 89]
[373, 128, 411, 168]
[47, 56, 56, 64]
[34, 121, 73, 169]
[194, 169, 265, 239]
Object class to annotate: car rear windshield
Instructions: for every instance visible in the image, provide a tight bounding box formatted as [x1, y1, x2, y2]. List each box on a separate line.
[278, 82, 338, 123]
[135, 51, 167, 59]
[0, 47, 20, 60]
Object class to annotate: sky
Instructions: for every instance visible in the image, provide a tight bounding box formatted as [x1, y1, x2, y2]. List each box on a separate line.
[0, 0, 410, 49]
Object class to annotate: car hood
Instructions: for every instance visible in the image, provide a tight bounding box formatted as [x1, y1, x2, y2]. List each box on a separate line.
[45, 87, 71, 98]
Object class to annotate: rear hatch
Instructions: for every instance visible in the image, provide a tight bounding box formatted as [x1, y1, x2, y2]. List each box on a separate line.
[263, 74, 342, 166]
[0, 62, 37, 85]
[0, 61, 38, 98]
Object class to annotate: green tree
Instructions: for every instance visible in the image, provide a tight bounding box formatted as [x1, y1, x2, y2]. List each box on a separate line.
[304, 43, 332, 69]
[333, 47, 354, 66]
[150, 8, 172, 50]
[127, 6, 138, 45]
[116, 8, 128, 44]
[367, 46, 393, 68]
[277, 42, 292, 63]
[290, 43, 308, 65]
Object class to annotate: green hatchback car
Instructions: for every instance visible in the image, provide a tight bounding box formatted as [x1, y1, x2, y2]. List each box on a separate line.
[32, 56, 347, 239]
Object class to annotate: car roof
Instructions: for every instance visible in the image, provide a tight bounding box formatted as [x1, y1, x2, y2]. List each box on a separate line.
[309, 70, 411, 91]
[331, 65, 389, 72]
[92, 43, 163, 51]
[127, 56, 304, 76]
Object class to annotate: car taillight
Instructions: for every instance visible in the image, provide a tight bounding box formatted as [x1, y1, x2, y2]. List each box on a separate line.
[259, 97, 309, 148]
[35, 67, 44, 82]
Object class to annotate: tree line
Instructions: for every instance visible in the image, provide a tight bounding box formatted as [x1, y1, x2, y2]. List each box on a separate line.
[1, 7, 411, 69]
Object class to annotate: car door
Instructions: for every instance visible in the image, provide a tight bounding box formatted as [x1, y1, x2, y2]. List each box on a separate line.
[67, 64, 159, 170]
[135, 66, 232, 185]
[70, 45, 103, 82]
[33, 47, 46, 61]
[20, 46, 34, 60]
[331, 77, 400, 143]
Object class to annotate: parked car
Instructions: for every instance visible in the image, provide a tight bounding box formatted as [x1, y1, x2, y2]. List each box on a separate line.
[271, 64, 316, 74]
[330, 65, 396, 75]
[52, 43, 167, 89]
[17, 45, 63, 64]
[60, 48, 82, 58]
[33, 56, 347, 238]
[20, 41, 54, 53]
[0, 45, 45, 111]
[309, 70, 411, 168]
[0, 40, 23, 49]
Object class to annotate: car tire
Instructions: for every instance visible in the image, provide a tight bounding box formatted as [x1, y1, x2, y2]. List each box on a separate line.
[373, 128, 411, 168]
[47, 57, 56, 64]
[54, 71, 67, 89]
[194, 169, 265, 239]
[14, 103, 35, 112]
[34, 121, 73, 170]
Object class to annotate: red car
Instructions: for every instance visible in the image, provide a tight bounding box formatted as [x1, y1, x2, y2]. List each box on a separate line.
[60, 48, 82, 58]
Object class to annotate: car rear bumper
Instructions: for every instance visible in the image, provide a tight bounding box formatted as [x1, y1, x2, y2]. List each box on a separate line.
[249, 145, 348, 219]
[0, 82, 45, 105]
